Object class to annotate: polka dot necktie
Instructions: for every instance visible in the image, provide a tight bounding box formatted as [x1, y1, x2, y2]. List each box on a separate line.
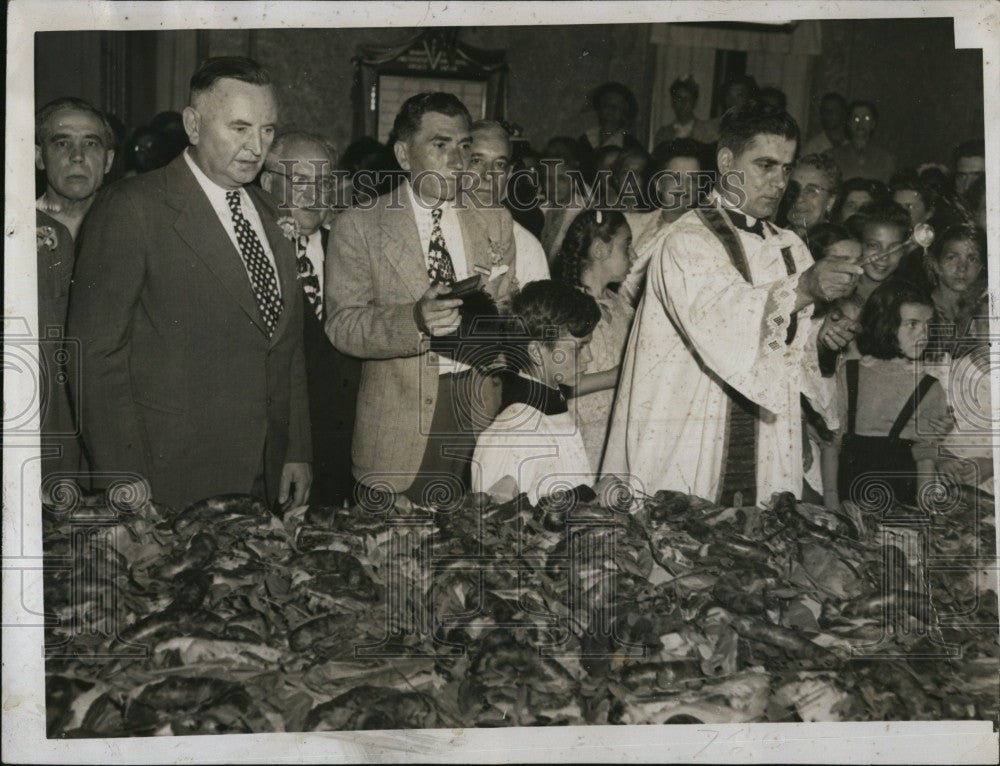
[296, 235, 323, 321]
[226, 190, 283, 336]
[427, 207, 456, 285]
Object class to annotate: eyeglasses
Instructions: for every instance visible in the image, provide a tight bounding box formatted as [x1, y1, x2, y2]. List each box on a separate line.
[265, 168, 337, 193]
[799, 183, 831, 199]
[851, 115, 874, 123]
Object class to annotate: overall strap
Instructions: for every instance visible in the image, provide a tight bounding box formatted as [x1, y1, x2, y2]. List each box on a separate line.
[845, 359, 860, 435]
[888, 374, 938, 439]
[696, 207, 751, 284]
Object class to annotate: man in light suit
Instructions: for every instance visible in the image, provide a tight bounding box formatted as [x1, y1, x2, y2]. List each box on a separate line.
[326, 92, 516, 504]
[68, 57, 311, 512]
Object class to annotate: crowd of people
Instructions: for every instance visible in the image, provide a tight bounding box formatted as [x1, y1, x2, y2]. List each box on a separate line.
[35, 56, 992, 516]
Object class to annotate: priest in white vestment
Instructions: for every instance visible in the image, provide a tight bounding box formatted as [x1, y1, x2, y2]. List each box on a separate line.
[602, 101, 862, 506]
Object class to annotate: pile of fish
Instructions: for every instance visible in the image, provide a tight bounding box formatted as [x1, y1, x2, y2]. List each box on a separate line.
[44, 484, 997, 735]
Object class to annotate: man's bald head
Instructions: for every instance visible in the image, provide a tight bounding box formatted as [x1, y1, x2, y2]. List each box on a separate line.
[261, 131, 338, 235]
[469, 121, 512, 205]
[470, 120, 511, 153]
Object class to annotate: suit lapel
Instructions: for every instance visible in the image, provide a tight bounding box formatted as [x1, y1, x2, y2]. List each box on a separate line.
[378, 190, 431, 302]
[459, 206, 490, 276]
[166, 158, 269, 335]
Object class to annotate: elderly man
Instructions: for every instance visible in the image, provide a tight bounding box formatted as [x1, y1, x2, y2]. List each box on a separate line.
[786, 153, 841, 238]
[828, 100, 896, 184]
[35, 96, 116, 484]
[326, 92, 516, 504]
[261, 132, 361, 507]
[603, 101, 862, 506]
[69, 56, 311, 511]
[467, 120, 549, 292]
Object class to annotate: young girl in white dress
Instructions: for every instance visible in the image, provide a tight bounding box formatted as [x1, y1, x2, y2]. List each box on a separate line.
[554, 209, 636, 471]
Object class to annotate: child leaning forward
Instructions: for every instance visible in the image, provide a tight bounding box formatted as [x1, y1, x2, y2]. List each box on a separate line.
[472, 280, 601, 504]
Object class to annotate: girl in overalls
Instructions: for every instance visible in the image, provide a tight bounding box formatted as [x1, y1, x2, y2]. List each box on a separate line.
[834, 279, 949, 508]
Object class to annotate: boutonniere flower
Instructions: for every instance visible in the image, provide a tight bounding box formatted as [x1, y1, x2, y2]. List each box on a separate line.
[276, 216, 299, 241]
[487, 235, 505, 266]
[36, 225, 58, 251]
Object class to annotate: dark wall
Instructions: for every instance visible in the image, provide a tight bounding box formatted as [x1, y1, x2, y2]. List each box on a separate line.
[202, 24, 654, 154]
[35, 19, 983, 171]
[808, 17, 983, 169]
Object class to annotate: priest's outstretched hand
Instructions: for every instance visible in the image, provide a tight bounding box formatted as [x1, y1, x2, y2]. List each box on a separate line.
[794, 258, 864, 311]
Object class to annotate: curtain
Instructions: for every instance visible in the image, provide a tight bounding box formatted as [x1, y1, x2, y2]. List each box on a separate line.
[154, 31, 201, 114]
[648, 22, 822, 149]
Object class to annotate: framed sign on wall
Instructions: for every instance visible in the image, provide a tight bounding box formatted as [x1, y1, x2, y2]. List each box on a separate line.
[352, 28, 507, 143]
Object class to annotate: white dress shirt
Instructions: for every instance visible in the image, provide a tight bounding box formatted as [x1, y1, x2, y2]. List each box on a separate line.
[513, 222, 550, 286]
[405, 181, 468, 280]
[183, 149, 281, 296]
[406, 181, 471, 375]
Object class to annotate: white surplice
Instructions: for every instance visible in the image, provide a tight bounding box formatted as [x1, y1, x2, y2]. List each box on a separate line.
[601, 197, 833, 505]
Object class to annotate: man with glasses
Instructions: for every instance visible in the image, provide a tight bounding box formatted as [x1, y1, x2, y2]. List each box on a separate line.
[787, 153, 841, 238]
[262, 132, 361, 507]
[828, 100, 896, 184]
[604, 100, 861, 507]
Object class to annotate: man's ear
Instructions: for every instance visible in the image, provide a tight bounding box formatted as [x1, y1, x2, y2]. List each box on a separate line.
[824, 194, 836, 216]
[182, 106, 200, 145]
[35, 144, 45, 172]
[394, 140, 411, 172]
[260, 170, 273, 194]
[716, 147, 733, 175]
[103, 149, 115, 176]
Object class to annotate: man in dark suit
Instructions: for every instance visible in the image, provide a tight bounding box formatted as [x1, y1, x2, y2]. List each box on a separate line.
[68, 57, 311, 512]
[35, 97, 116, 486]
[261, 132, 361, 507]
[326, 92, 517, 505]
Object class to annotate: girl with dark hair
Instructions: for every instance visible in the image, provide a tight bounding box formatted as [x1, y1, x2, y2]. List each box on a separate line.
[833, 279, 949, 507]
[472, 280, 601, 503]
[554, 209, 636, 469]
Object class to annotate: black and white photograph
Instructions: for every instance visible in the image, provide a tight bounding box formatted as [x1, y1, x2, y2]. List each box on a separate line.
[4, 1, 999, 762]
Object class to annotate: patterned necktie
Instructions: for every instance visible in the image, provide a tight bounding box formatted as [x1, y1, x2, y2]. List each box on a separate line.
[296, 234, 323, 321]
[427, 207, 456, 285]
[226, 190, 283, 336]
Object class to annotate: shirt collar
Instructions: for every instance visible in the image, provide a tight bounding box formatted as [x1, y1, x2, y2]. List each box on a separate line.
[500, 370, 568, 416]
[184, 148, 243, 203]
[709, 189, 757, 224]
[404, 179, 452, 216]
